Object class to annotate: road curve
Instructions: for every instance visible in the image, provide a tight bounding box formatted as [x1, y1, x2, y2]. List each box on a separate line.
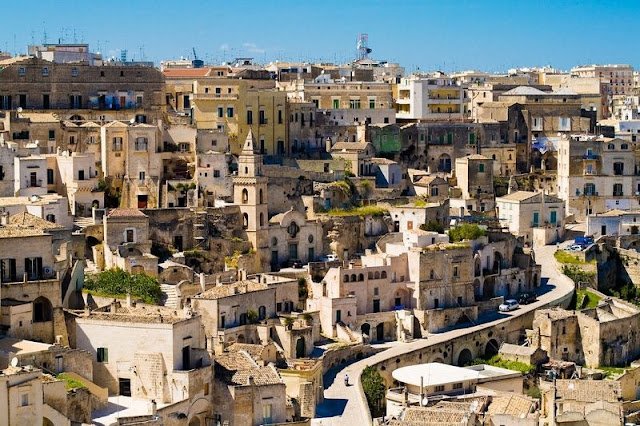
[312, 243, 575, 425]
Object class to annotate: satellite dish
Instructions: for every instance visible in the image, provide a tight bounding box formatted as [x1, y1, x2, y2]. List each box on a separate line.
[421, 397, 428, 407]
[10, 357, 18, 367]
[16, 107, 23, 113]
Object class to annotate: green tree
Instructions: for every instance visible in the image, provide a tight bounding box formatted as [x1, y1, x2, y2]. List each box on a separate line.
[298, 277, 308, 300]
[361, 366, 386, 416]
[420, 220, 444, 234]
[448, 224, 485, 242]
[84, 268, 161, 304]
[246, 309, 259, 324]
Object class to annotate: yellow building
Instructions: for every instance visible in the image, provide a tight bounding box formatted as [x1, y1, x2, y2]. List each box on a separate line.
[191, 79, 287, 155]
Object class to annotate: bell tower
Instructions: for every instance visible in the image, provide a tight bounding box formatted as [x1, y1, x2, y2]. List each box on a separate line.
[233, 130, 269, 270]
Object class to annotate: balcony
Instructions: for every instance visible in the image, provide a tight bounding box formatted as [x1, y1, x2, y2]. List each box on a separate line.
[582, 154, 600, 160]
[191, 93, 238, 101]
[583, 169, 597, 175]
[25, 179, 43, 188]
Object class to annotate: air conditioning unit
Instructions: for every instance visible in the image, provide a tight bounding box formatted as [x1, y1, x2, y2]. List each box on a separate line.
[42, 266, 53, 277]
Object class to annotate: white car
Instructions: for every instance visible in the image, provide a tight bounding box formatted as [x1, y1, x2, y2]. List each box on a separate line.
[499, 299, 519, 312]
[322, 254, 339, 262]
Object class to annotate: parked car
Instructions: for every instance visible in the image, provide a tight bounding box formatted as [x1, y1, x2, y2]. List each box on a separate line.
[321, 254, 339, 262]
[566, 244, 583, 251]
[289, 259, 303, 268]
[499, 299, 520, 312]
[574, 236, 594, 248]
[518, 292, 537, 305]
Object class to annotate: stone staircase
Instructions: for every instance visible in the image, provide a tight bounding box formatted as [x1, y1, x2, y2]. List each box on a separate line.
[74, 216, 95, 229]
[84, 259, 99, 275]
[336, 322, 360, 343]
[160, 283, 179, 308]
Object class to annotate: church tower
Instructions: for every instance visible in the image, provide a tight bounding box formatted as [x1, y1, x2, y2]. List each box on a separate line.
[233, 130, 270, 270]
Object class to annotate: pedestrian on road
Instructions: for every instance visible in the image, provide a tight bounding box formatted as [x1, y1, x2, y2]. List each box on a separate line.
[344, 374, 349, 386]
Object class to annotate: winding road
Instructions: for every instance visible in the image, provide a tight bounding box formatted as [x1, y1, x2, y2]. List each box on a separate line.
[311, 242, 576, 425]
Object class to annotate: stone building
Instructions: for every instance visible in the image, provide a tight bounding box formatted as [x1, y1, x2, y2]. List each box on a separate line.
[0, 212, 71, 344]
[52, 150, 104, 216]
[496, 191, 566, 246]
[451, 154, 495, 215]
[530, 300, 640, 368]
[213, 351, 288, 426]
[75, 303, 212, 408]
[330, 141, 375, 177]
[267, 208, 323, 268]
[586, 209, 640, 238]
[395, 73, 468, 120]
[556, 135, 640, 219]
[0, 57, 165, 116]
[0, 366, 46, 426]
[102, 208, 158, 276]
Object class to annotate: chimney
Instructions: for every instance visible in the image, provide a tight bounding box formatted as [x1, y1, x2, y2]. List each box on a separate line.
[0, 212, 8, 226]
[240, 268, 247, 281]
[325, 137, 332, 153]
[248, 376, 255, 386]
[150, 399, 157, 416]
[110, 300, 118, 314]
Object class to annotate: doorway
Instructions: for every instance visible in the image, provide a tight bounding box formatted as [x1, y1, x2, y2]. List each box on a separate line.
[119, 378, 131, 396]
[376, 323, 384, 341]
[137, 195, 148, 208]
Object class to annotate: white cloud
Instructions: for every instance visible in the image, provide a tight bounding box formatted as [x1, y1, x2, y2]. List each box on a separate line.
[242, 42, 266, 54]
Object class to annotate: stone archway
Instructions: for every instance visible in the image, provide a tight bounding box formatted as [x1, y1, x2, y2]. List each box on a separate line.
[361, 323, 371, 339]
[456, 348, 474, 366]
[485, 339, 500, 357]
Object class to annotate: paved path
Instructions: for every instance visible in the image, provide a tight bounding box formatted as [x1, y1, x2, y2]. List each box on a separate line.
[311, 242, 575, 425]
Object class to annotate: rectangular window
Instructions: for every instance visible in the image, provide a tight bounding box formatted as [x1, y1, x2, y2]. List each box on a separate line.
[447, 132, 453, 144]
[112, 137, 123, 151]
[478, 163, 485, 172]
[247, 110, 253, 124]
[134, 137, 148, 151]
[278, 109, 283, 124]
[558, 117, 571, 131]
[435, 385, 445, 392]
[1, 258, 16, 282]
[469, 133, 475, 145]
[453, 266, 459, 278]
[19, 94, 26, 109]
[349, 99, 361, 109]
[21, 394, 29, 407]
[262, 404, 273, 425]
[227, 107, 234, 118]
[139, 171, 146, 182]
[126, 229, 134, 243]
[369, 99, 375, 109]
[550, 210, 557, 225]
[48, 129, 55, 140]
[217, 107, 223, 118]
[43, 94, 50, 109]
[25, 257, 42, 280]
[213, 170, 220, 178]
[452, 383, 463, 389]
[333, 99, 340, 109]
[0, 95, 11, 110]
[533, 212, 539, 227]
[97, 347, 108, 363]
[69, 94, 82, 109]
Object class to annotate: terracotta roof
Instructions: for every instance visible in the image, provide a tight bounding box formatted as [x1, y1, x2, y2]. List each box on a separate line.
[106, 208, 147, 218]
[497, 191, 563, 203]
[227, 343, 267, 360]
[9, 212, 62, 230]
[555, 379, 621, 403]
[163, 68, 212, 78]
[487, 393, 536, 417]
[401, 407, 469, 424]
[331, 141, 371, 152]
[196, 281, 269, 299]
[215, 351, 283, 386]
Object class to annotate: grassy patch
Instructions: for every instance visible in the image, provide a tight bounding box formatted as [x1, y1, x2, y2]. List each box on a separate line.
[467, 355, 535, 375]
[57, 373, 87, 390]
[84, 268, 161, 304]
[326, 205, 388, 217]
[598, 366, 630, 379]
[554, 250, 590, 264]
[576, 289, 601, 309]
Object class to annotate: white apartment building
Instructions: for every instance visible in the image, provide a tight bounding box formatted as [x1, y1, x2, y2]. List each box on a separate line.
[572, 64, 634, 95]
[395, 73, 467, 120]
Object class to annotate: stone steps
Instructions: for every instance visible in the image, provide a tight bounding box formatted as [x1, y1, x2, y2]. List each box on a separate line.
[160, 283, 179, 308]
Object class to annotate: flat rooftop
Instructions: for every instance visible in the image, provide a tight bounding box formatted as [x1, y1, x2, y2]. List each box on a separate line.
[392, 362, 520, 388]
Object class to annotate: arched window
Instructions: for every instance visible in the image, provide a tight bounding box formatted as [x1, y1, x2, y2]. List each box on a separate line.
[344, 275, 349, 282]
[258, 306, 266, 320]
[381, 271, 387, 279]
[259, 213, 264, 227]
[242, 213, 249, 229]
[374, 271, 380, 280]
[241, 188, 248, 204]
[259, 189, 264, 204]
[358, 273, 364, 281]
[368, 272, 373, 279]
[350, 274, 357, 282]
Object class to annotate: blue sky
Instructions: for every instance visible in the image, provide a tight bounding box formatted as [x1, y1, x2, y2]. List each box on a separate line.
[3, 0, 637, 72]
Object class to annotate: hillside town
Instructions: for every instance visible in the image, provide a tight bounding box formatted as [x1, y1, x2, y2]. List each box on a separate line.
[4, 30, 640, 426]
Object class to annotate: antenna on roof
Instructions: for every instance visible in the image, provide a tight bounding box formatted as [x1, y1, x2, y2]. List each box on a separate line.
[356, 33, 372, 61]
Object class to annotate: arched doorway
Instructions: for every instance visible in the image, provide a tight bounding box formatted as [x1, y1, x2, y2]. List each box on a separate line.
[485, 339, 499, 357]
[296, 337, 306, 358]
[33, 297, 53, 322]
[237, 334, 245, 344]
[376, 323, 384, 341]
[483, 278, 494, 299]
[493, 252, 503, 274]
[188, 418, 202, 426]
[361, 323, 371, 339]
[457, 348, 473, 366]
[43, 418, 54, 426]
